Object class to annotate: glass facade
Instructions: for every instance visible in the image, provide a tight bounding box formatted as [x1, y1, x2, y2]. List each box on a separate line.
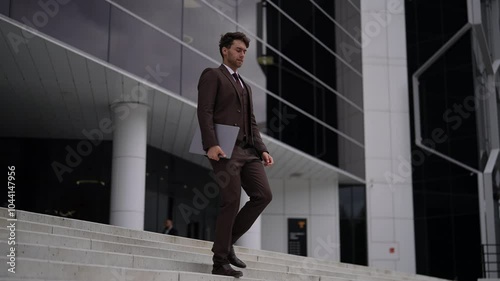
[406, 0, 482, 280]
[263, 0, 364, 178]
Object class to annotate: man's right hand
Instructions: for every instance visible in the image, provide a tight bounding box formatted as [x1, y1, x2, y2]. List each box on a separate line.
[207, 145, 226, 161]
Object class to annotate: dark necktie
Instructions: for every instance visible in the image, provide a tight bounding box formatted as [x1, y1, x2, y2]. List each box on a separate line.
[232, 73, 243, 88]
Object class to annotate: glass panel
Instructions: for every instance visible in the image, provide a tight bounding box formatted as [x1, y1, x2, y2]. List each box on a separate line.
[339, 185, 367, 266]
[112, 0, 182, 37]
[237, 0, 267, 124]
[418, 31, 479, 169]
[109, 6, 181, 93]
[334, 2, 361, 73]
[180, 1, 236, 100]
[266, 94, 364, 178]
[10, 0, 110, 60]
[261, 0, 364, 175]
[0, 0, 9, 16]
[183, 1, 236, 62]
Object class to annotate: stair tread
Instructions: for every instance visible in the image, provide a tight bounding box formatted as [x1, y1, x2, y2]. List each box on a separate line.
[0, 208, 451, 281]
[5, 240, 427, 281]
[6, 241, 424, 281]
[0, 257, 271, 281]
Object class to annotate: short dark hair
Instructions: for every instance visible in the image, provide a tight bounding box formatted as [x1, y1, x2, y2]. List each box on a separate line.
[219, 32, 250, 58]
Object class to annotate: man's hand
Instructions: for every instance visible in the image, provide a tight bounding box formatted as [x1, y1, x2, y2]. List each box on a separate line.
[262, 152, 274, 167]
[207, 145, 226, 161]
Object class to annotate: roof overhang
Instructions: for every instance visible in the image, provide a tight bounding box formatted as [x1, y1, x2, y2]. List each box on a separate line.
[0, 15, 364, 185]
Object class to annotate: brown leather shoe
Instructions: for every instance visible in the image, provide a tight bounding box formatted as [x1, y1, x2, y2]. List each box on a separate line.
[212, 264, 243, 278]
[228, 246, 247, 268]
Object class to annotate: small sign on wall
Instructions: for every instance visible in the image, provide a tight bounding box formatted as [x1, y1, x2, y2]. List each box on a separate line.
[288, 218, 307, 256]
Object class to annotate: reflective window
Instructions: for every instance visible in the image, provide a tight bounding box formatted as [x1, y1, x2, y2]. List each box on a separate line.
[180, 2, 237, 102]
[263, 0, 364, 178]
[0, 0, 9, 16]
[108, 6, 181, 93]
[10, 0, 110, 60]
[112, 0, 182, 38]
[339, 185, 367, 266]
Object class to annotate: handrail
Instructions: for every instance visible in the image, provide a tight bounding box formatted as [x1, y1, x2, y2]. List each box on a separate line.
[482, 244, 500, 278]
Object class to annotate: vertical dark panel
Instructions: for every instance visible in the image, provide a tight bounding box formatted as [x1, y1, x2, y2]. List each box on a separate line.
[406, 0, 482, 280]
[10, 0, 110, 60]
[339, 185, 367, 265]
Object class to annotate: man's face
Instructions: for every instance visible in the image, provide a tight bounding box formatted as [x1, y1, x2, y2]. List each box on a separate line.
[223, 39, 247, 70]
[165, 220, 172, 228]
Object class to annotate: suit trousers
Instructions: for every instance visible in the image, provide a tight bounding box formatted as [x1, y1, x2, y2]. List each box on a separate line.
[209, 145, 272, 265]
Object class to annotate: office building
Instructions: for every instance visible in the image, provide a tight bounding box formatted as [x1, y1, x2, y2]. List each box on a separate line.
[0, 0, 498, 280]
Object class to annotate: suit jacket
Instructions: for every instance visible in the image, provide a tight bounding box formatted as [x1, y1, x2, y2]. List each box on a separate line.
[197, 64, 267, 157]
[163, 227, 178, 236]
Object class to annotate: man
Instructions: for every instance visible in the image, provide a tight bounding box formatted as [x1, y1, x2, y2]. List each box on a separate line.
[197, 32, 274, 278]
[162, 219, 178, 236]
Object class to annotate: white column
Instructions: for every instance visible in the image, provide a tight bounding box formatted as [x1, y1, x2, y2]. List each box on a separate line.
[361, 0, 416, 273]
[109, 102, 149, 230]
[236, 191, 262, 249]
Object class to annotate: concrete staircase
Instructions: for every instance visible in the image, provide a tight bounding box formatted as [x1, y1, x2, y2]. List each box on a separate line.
[0, 208, 450, 281]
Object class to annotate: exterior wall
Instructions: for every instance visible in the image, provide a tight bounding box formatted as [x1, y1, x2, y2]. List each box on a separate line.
[360, 0, 415, 273]
[261, 178, 340, 262]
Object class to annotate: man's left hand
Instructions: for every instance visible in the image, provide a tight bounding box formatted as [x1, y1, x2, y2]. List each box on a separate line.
[262, 152, 274, 167]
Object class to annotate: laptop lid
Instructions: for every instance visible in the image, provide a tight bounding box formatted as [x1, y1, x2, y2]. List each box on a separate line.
[189, 123, 240, 159]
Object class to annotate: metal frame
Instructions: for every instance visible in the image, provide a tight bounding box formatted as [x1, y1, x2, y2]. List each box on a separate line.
[411, 23, 480, 174]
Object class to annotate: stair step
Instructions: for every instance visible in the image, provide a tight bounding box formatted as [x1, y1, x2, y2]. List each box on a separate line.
[5, 236, 431, 281]
[2, 243, 334, 281]
[2, 211, 331, 264]
[1, 218, 422, 280]
[2, 229, 424, 281]
[0, 257, 270, 281]
[10, 241, 283, 273]
[1, 208, 450, 281]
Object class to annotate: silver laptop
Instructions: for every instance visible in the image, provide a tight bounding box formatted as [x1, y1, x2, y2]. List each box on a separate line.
[189, 123, 240, 159]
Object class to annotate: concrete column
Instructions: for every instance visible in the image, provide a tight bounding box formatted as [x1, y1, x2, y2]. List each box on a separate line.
[109, 102, 149, 230]
[360, 0, 416, 273]
[236, 191, 262, 249]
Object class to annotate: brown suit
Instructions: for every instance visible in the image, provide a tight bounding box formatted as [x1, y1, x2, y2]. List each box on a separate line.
[197, 65, 272, 265]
